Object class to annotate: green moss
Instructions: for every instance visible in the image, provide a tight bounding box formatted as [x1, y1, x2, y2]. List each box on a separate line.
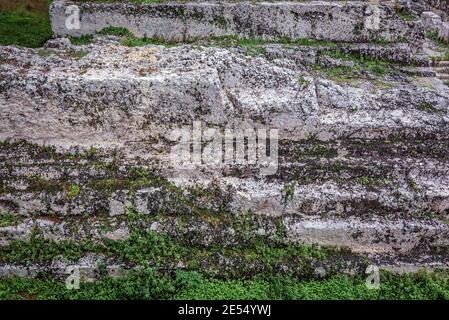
[356, 176, 392, 188]
[245, 46, 267, 57]
[426, 31, 440, 42]
[396, 9, 417, 22]
[279, 37, 338, 47]
[0, 217, 345, 278]
[68, 50, 89, 59]
[0, 236, 95, 264]
[211, 35, 264, 47]
[213, 16, 227, 28]
[366, 63, 387, 76]
[66, 184, 80, 199]
[281, 182, 296, 209]
[426, 31, 449, 60]
[87, 168, 163, 194]
[26, 174, 64, 193]
[313, 64, 357, 82]
[417, 102, 444, 114]
[139, 0, 167, 3]
[296, 144, 338, 159]
[36, 49, 52, 57]
[372, 37, 390, 46]
[70, 34, 94, 46]
[406, 176, 421, 193]
[0, 213, 21, 227]
[208, 35, 338, 48]
[97, 26, 133, 37]
[357, 176, 371, 186]
[0, 139, 59, 161]
[321, 50, 391, 77]
[0, 209, 448, 300]
[297, 76, 310, 87]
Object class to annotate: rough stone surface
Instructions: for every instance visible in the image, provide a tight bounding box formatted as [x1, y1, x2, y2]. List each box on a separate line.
[50, 0, 424, 44]
[1, 2, 449, 279]
[421, 11, 449, 42]
[421, 11, 443, 32]
[1, 37, 449, 260]
[417, 0, 449, 20]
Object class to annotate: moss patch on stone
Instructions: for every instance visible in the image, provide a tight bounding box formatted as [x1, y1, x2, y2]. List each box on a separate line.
[0, 213, 21, 227]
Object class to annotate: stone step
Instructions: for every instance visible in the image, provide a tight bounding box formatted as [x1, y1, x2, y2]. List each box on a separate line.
[1, 44, 448, 150]
[2, 173, 449, 220]
[431, 65, 449, 70]
[1, 249, 448, 282]
[1, 212, 449, 254]
[437, 73, 449, 80]
[49, 0, 423, 44]
[434, 60, 449, 67]
[401, 67, 436, 77]
[4, 142, 449, 185]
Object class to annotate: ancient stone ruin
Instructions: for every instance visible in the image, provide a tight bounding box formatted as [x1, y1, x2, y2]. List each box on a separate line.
[1, 0, 449, 286]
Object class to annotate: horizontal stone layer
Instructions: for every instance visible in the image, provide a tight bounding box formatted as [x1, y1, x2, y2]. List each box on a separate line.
[1, 43, 448, 149]
[1, 213, 448, 253]
[0, 253, 449, 283]
[50, 0, 424, 44]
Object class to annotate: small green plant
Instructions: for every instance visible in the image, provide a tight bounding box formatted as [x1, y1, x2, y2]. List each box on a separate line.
[322, 50, 391, 77]
[121, 34, 177, 47]
[1, 269, 449, 300]
[213, 16, 227, 28]
[297, 76, 310, 87]
[245, 46, 267, 57]
[417, 102, 443, 114]
[281, 182, 296, 212]
[207, 35, 338, 48]
[396, 9, 417, 22]
[66, 184, 80, 199]
[279, 37, 338, 47]
[26, 174, 62, 193]
[0, 236, 92, 264]
[36, 49, 52, 57]
[298, 144, 337, 159]
[406, 176, 421, 193]
[426, 31, 439, 42]
[70, 34, 94, 46]
[0, 213, 21, 228]
[356, 176, 392, 188]
[357, 176, 371, 186]
[366, 62, 387, 76]
[97, 26, 133, 37]
[426, 31, 449, 60]
[69, 50, 89, 59]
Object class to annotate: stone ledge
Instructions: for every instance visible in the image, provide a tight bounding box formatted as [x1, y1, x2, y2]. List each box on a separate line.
[50, 0, 424, 44]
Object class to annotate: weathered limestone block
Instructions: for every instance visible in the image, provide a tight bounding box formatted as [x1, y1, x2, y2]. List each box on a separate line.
[416, 0, 449, 19]
[439, 21, 449, 41]
[0, 43, 447, 149]
[421, 11, 443, 32]
[50, 0, 424, 44]
[421, 11, 449, 42]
